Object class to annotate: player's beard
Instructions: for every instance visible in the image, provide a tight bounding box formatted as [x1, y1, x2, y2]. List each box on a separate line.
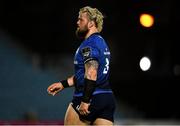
[76, 26, 89, 40]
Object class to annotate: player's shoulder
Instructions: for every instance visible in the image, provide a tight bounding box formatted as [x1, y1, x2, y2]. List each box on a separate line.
[90, 33, 104, 41]
[88, 33, 105, 46]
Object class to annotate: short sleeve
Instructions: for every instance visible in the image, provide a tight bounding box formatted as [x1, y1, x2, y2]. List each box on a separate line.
[81, 46, 99, 63]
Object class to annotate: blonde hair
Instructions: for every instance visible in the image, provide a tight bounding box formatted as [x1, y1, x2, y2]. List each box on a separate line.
[79, 6, 104, 32]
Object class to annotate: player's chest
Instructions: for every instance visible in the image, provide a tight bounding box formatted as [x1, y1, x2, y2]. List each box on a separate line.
[74, 47, 84, 65]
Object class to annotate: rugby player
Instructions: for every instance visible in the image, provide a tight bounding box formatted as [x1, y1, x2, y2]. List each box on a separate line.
[47, 6, 116, 125]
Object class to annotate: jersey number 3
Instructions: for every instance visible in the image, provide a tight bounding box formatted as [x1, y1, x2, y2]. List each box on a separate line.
[103, 58, 109, 74]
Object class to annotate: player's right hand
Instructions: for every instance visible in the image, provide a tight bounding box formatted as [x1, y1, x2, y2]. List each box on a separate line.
[47, 82, 64, 96]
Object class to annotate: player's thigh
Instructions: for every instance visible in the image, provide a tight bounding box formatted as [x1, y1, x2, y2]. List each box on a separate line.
[64, 103, 89, 125]
[93, 118, 113, 125]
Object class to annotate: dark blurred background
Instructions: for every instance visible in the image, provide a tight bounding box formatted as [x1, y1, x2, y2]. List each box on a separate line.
[0, 0, 180, 125]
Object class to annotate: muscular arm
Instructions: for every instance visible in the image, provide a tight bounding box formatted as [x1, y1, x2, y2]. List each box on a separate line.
[84, 60, 99, 80]
[81, 60, 99, 104]
[78, 59, 99, 115]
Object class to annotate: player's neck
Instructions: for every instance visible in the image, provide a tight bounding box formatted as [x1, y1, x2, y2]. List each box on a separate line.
[85, 28, 98, 39]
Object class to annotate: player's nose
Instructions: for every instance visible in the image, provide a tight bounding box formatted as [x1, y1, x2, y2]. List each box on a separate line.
[77, 20, 80, 26]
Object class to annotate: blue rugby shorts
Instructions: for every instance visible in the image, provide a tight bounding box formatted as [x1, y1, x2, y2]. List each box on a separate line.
[71, 93, 116, 123]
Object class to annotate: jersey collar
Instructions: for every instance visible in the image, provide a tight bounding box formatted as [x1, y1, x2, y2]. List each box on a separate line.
[89, 32, 100, 38]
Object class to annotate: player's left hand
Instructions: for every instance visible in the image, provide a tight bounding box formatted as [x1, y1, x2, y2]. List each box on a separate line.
[78, 102, 90, 115]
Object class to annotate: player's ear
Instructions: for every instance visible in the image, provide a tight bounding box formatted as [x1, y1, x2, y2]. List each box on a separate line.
[88, 21, 94, 28]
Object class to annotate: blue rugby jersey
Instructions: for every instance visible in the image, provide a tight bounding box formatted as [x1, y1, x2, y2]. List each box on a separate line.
[73, 33, 112, 97]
